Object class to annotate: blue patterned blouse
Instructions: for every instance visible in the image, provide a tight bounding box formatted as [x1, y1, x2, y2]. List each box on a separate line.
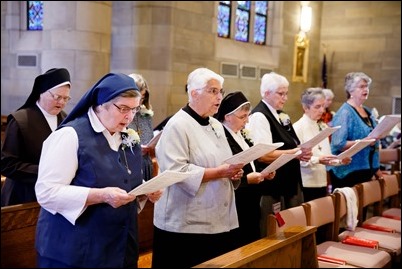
[328, 102, 380, 179]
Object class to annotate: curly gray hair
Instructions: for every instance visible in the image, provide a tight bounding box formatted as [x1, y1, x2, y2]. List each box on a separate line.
[344, 72, 372, 99]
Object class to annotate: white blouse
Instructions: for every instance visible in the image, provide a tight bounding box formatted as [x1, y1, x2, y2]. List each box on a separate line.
[293, 114, 331, 188]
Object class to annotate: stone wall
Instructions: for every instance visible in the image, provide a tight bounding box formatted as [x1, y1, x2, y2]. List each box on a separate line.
[1, 1, 400, 125]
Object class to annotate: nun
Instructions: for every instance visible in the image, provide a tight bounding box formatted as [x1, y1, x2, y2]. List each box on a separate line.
[1, 68, 71, 206]
[34, 72, 162, 268]
[216, 91, 275, 248]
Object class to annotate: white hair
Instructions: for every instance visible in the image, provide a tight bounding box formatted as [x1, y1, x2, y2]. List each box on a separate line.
[260, 72, 289, 98]
[187, 68, 224, 101]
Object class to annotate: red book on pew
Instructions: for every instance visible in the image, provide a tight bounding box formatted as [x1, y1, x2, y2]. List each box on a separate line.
[317, 254, 347, 265]
[382, 214, 401, 220]
[362, 223, 396, 233]
[341, 235, 379, 249]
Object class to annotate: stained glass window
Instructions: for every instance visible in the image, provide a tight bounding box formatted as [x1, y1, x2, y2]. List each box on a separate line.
[217, 1, 231, 38]
[27, 1, 43, 31]
[255, 1, 268, 15]
[218, 1, 268, 46]
[235, 1, 250, 42]
[254, 1, 268, 45]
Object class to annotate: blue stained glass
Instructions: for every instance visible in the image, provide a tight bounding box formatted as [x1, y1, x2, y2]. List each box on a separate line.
[28, 1, 43, 30]
[255, 1, 268, 15]
[235, 9, 249, 42]
[217, 4, 231, 38]
[237, 1, 250, 10]
[220, 1, 231, 5]
[254, 14, 266, 45]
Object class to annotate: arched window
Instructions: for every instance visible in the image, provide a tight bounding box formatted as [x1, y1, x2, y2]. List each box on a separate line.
[27, 1, 43, 30]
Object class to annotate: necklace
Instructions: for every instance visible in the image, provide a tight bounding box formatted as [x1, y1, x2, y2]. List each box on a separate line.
[348, 101, 373, 128]
[122, 150, 132, 174]
[317, 121, 323, 151]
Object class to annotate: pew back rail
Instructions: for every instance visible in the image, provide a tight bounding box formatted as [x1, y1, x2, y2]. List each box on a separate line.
[1, 202, 40, 268]
[193, 226, 318, 268]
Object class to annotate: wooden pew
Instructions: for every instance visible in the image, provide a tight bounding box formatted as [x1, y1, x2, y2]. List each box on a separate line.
[193, 226, 318, 268]
[380, 148, 401, 174]
[138, 201, 154, 252]
[1, 202, 40, 268]
[1, 200, 155, 268]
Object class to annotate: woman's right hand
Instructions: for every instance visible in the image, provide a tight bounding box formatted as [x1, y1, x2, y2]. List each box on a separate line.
[102, 187, 136, 208]
[220, 163, 244, 180]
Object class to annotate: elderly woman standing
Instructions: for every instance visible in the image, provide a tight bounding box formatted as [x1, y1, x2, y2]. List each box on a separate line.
[320, 88, 336, 125]
[151, 68, 244, 268]
[35, 73, 162, 268]
[215, 91, 275, 247]
[293, 88, 350, 202]
[1, 68, 71, 206]
[127, 73, 155, 181]
[246, 72, 312, 237]
[329, 72, 383, 190]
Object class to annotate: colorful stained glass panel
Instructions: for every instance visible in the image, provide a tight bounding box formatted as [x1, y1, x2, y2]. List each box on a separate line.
[235, 7, 249, 42]
[27, 1, 43, 30]
[218, 4, 231, 38]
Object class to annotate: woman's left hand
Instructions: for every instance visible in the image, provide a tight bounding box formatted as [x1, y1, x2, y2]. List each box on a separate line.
[263, 171, 276, 180]
[146, 189, 163, 203]
[230, 169, 244, 181]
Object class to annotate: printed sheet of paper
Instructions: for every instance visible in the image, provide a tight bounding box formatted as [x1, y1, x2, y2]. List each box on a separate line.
[336, 139, 375, 159]
[368, 114, 401, 139]
[260, 150, 302, 175]
[145, 130, 162, 148]
[129, 170, 194, 196]
[223, 142, 284, 165]
[300, 126, 341, 148]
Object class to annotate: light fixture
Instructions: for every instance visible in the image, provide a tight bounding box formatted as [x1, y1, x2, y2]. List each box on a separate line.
[300, 5, 312, 33]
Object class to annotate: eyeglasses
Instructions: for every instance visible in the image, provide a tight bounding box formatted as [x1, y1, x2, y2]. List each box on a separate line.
[356, 84, 369, 90]
[275, 91, 288, 98]
[48, 91, 71, 102]
[232, 113, 249, 120]
[113, 103, 141, 114]
[199, 87, 225, 96]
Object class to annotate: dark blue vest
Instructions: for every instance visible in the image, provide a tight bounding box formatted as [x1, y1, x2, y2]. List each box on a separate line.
[35, 115, 142, 267]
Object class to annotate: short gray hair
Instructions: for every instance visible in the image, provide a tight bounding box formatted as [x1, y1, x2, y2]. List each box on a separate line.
[301, 88, 325, 108]
[344, 72, 372, 99]
[322, 88, 334, 99]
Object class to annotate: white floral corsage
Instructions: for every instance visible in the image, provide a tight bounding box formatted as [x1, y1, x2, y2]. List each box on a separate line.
[140, 105, 154, 117]
[209, 119, 222, 138]
[121, 128, 140, 153]
[278, 112, 291, 126]
[240, 128, 254, 145]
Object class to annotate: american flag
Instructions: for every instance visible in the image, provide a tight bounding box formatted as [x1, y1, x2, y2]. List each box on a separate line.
[321, 53, 327, 88]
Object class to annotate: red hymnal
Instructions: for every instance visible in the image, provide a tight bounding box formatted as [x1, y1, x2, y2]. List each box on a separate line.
[341, 235, 379, 249]
[317, 255, 347, 265]
[362, 223, 396, 233]
[382, 214, 401, 220]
